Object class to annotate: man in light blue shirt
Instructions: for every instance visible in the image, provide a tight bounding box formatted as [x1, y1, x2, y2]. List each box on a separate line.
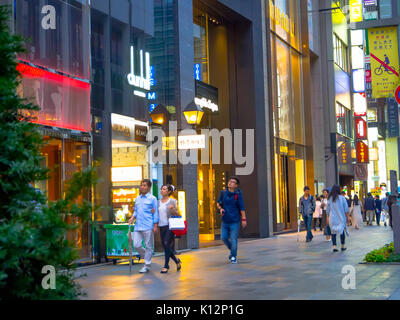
[128, 179, 159, 273]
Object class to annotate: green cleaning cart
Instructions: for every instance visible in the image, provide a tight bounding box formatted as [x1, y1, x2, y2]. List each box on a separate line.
[104, 223, 140, 265]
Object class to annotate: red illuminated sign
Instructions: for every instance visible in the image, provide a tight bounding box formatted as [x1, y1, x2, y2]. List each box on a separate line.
[16, 62, 91, 132]
[355, 117, 367, 139]
[356, 141, 369, 163]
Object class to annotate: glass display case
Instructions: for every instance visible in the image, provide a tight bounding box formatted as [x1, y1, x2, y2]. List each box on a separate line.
[112, 187, 139, 224]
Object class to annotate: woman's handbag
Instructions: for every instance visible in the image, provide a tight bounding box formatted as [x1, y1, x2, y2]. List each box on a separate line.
[172, 220, 187, 237]
[169, 216, 185, 230]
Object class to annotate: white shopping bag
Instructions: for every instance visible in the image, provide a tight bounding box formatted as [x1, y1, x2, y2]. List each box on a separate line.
[169, 216, 185, 230]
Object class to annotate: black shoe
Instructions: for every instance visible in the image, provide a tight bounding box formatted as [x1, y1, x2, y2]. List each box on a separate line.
[333, 249, 339, 252]
[160, 267, 169, 274]
[341, 247, 347, 252]
[176, 259, 182, 271]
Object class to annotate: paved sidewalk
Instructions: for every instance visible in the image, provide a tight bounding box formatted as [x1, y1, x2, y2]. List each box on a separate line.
[77, 225, 400, 300]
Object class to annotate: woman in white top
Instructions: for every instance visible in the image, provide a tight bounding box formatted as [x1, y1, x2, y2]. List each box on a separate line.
[158, 184, 182, 274]
[326, 185, 350, 252]
[313, 197, 323, 231]
[350, 194, 363, 229]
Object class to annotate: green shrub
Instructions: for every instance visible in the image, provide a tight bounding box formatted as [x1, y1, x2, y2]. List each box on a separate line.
[364, 242, 400, 263]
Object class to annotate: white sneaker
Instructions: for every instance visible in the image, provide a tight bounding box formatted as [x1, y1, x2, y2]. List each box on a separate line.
[139, 266, 150, 273]
[230, 257, 237, 264]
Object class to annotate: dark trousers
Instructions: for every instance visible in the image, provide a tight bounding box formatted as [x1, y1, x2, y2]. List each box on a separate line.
[313, 218, 322, 230]
[303, 214, 313, 241]
[376, 211, 381, 225]
[332, 232, 346, 246]
[160, 226, 179, 268]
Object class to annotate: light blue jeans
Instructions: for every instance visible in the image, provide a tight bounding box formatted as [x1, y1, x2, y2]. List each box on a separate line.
[221, 222, 240, 258]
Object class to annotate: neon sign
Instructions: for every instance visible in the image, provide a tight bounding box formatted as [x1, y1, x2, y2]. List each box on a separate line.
[127, 46, 151, 93]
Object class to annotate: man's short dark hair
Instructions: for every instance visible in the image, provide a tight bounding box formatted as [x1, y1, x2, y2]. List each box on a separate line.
[323, 189, 329, 193]
[141, 179, 152, 188]
[386, 192, 390, 197]
[229, 176, 240, 185]
[304, 186, 310, 191]
[367, 193, 372, 197]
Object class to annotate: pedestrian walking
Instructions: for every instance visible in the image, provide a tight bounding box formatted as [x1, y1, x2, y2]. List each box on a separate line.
[350, 195, 363, 229]
[217, 176, 247, 264]
[364, 193, 376, 226]
[158, 184, 182, 274]
[128, 179, 159, 273]
[321, 189, 331, 241]
[313, 196, 323, 231]
[299, 186, 316, 242]
[326, 185, 350, 252]
[381, 192, 390, 227]
[375, 195, 382, 226]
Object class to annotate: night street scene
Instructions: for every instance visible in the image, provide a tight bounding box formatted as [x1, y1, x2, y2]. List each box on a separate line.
[1, 0, 400, 312]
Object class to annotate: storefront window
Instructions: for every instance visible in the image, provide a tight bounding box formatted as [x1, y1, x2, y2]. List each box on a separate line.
[15, 0, 90, 79]
[336, 102, 352, 137]
[276, 39, 292, 142]
[292, 51, 304, 145]
[111, 114, 150, 224]
[269, 0, 300, 51]
[379, 0, 392, 19]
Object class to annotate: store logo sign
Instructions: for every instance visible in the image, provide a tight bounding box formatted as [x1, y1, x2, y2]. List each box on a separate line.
[112, 124, 130, 137]
[269, 0, 295, 37]
[127, 46, 151, 94]
[194, 97, 218, 112]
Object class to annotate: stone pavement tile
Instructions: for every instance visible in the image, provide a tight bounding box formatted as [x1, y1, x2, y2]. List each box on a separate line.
[388, 288, 400, 300]
[78, 227, 397, 300]
[265, 282, 291, 289]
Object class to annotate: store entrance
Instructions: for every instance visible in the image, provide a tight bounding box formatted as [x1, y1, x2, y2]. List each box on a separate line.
[35, 137, 91, 260]
[279, 155, 291, 230]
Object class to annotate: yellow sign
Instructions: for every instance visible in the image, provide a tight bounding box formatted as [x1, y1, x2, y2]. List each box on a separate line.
[354, 181, 360, 195]
[371, 188, 381, 197]
[178, 190, 186, 221]
[349, 0, 363, 23]
[269, 0, 295, 37]
[368, 26, 399, 98]
[162, 136, 176, 150]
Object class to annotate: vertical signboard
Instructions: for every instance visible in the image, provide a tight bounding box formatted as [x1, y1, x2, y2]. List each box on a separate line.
[368, 26, 399, 98]
[350, 0, 363, 23]
[355, 117, 367, 139]
[338, 141, 351, 165]
[356, 141, 369, 163]
[387, 98, 400, 137]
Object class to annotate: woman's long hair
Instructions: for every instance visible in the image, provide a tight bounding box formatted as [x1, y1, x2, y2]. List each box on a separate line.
[353, 194, 359, 206]
[328, 185, 341, 202]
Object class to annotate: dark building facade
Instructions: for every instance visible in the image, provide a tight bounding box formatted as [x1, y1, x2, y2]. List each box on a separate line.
[7, 0, 323, 262]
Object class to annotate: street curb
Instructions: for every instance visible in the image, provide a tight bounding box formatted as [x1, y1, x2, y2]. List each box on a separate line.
[359, 262, 400, 265]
